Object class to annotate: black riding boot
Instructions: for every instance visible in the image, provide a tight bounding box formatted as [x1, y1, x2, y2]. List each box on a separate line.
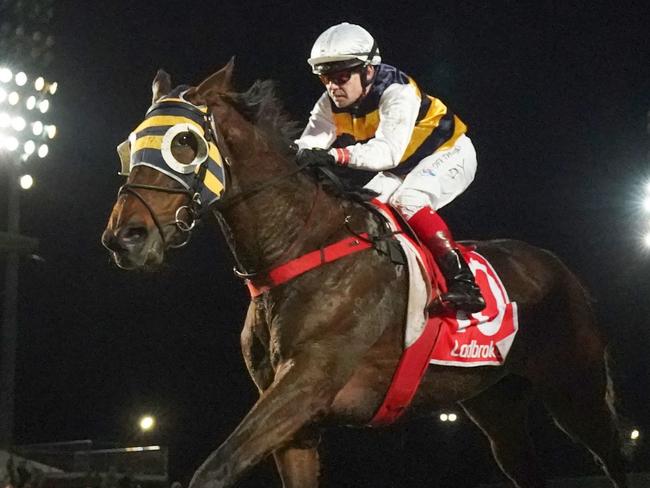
[436, 248, 486, 313]
[407, 206, 486, 314]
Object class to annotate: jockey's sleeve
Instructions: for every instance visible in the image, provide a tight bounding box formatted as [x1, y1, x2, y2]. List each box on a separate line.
[339, 83, 420, 171]
[295, 92, 336, 150]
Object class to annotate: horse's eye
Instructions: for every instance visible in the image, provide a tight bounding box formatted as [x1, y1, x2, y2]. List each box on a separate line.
[172, 131, 199, 151]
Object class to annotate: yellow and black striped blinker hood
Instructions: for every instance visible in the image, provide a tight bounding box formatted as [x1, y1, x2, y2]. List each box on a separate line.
[124, 89, 226, 208]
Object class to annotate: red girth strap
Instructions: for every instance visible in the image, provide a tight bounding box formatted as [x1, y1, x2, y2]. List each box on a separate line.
[246, 234, 373, 297]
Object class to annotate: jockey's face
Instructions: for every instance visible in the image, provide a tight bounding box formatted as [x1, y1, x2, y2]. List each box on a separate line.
[320, 65, 373, 108]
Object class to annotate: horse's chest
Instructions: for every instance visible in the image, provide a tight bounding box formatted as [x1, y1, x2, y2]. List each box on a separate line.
[266, 322, 312, 370]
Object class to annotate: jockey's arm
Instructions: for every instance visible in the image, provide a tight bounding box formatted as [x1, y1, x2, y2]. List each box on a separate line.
[296, 84, 420, 171]
[296, 93, 336, 150]
[343, 84, 420, 171]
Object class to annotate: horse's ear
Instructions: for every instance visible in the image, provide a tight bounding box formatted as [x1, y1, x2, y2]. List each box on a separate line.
[152, 69, 172, 104]
[116, 139, 131, 176]
[194, 57, 235, 101]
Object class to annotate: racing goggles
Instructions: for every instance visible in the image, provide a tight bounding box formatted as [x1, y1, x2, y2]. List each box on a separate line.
[318, 66, 362, 86]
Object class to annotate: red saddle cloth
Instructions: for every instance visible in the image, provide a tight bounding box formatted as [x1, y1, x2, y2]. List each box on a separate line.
[369, 201, 518, 426]
[242, 198, 517, 427]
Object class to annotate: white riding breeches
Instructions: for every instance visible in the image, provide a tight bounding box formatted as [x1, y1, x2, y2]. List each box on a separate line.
[364, 134, 477, 219]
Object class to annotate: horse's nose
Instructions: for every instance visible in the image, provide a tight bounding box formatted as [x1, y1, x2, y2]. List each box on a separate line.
[102, 224, 149, 252]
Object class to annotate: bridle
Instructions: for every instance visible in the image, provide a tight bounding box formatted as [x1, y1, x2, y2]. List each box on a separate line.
[117, 96, 225, 249]
[118, 97, 311, 250]
[117, 182, 197, 249]
[116, 93, 395, 283]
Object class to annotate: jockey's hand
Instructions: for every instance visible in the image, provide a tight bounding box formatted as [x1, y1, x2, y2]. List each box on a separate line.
[296, 148, 336, 168]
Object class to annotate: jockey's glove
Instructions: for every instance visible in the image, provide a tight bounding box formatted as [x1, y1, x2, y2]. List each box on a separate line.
[296, 148, 336, 168]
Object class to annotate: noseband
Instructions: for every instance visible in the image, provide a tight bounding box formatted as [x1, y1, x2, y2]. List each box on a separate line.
[117, 182, 197, 249]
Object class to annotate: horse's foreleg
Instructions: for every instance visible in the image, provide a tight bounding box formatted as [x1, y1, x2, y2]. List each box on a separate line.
[241, 303, 322, 487]
[273, 440, 321, 488]
[189, 361, 338, 488]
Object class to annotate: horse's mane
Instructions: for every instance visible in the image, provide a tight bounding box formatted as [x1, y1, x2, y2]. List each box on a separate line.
[226, 80, 377, 201]
[225, 80, 301, 154]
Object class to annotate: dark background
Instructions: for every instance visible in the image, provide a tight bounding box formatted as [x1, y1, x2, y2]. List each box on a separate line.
[1, 1, 649, 486]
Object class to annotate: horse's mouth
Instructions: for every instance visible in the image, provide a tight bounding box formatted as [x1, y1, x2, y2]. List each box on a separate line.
[104, 222, 188, 271]
[112, 251, 164, 271]
[110, 240, 166, 271]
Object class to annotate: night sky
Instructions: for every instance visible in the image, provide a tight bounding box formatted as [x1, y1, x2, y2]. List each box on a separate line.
[1, 1, 649, 487]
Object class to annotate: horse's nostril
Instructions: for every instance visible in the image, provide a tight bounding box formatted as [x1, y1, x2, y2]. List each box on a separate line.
[119, 226, 148, 244]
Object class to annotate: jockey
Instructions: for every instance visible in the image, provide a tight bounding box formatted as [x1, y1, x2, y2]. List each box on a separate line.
[295, 22, 485, 313]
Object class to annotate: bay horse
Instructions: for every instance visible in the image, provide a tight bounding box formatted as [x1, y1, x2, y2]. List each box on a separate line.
[101, 60, 628, 488]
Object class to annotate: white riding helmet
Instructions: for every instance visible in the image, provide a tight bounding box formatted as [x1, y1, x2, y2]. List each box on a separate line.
[308, 22, 381, 75]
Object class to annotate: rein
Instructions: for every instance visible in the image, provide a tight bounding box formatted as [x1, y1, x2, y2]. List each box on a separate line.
[232, 179, 324, 280]
[119, 95, 399, 285]
[213, 159, 312, 211]
[117, 183, 195, 249]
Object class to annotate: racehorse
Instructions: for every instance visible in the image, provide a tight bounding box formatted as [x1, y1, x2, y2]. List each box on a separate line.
[101, 60, 628, 488]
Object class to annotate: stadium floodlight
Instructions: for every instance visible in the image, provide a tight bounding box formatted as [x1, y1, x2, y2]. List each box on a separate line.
[0, 65, 57, 161]
[34, 76, 45, 91]
[19, 174, 33, 190]
[23, 140, 35, 155]
[0, 67, 12, 83]
[2, 11, 58, 446]
[32, 121, 43, 136]
[5, 136, 19, 152]
[15, 72, 27, 86]
[11, 116, 26, 131]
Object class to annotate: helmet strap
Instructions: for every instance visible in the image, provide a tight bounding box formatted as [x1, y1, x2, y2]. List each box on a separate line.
[360, 64, 377, 88]
[365, 40, 379, 65]
[359, 40, 378, 87]
[348, 66, 375, 110]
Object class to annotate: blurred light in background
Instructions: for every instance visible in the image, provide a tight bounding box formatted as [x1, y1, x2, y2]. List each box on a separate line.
[439, 412, 458, 422]
[19, 174, 33, 190]
[139, 415, 156, 432]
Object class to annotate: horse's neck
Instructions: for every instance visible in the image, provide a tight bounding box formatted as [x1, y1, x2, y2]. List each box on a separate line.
[215, 122, 345, 274]
[218, 168, 345, 273]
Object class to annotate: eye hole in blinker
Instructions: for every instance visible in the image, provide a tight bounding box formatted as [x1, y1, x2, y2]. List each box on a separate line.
[161, 123, 209, 174]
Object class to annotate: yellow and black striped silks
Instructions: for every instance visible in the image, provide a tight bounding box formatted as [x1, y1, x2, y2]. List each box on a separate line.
[127, 88, 225, 207]
[331, 64, 467, 175]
